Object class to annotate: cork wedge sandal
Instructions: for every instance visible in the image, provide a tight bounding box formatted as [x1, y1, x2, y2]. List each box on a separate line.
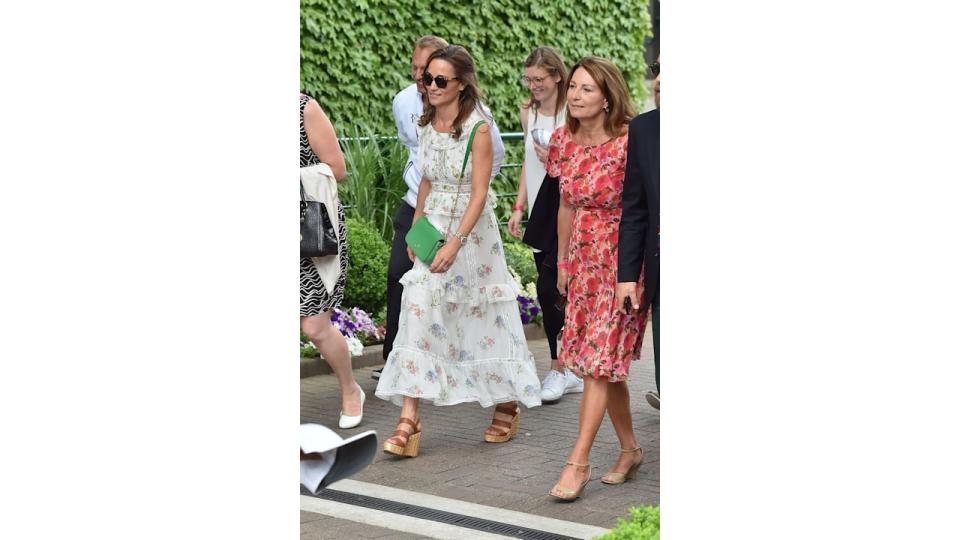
[382, 417, 422, 457]
[483, 402, 520, 443]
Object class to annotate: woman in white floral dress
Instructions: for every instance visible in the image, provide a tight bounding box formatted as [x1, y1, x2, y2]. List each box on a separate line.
[375, 45, 541, 457]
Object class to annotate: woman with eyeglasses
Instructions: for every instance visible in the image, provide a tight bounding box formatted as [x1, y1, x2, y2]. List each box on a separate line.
[506, 46, 583, 405]
[546, 57, 649, 501]
[374, 45, 541, 457]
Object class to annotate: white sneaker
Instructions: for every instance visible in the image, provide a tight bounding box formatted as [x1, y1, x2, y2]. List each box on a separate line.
[645, 390, 660, 411]
[540, 370, 566, 402]
[338, 388, 365, 429]
[563, 369, 584, 394]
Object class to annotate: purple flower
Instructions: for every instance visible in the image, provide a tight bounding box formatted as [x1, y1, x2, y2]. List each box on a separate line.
[326, 306, 382, 342]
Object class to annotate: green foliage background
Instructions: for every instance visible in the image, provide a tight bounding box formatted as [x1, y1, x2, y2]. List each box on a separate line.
[343, 217, 391, 315]
[301, 0, 653, 135]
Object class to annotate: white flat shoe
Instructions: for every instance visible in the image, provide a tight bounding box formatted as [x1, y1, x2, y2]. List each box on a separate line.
[338, 388, 365, 429]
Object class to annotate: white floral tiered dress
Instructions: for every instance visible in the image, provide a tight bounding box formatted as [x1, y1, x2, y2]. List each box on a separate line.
[375, 110, 542, 409]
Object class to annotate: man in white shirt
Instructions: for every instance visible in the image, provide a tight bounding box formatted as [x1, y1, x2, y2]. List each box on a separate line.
[376, 36, 506, 378]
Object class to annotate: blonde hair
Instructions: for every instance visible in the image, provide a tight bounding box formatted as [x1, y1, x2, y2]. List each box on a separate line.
[565, 57, 635, 138]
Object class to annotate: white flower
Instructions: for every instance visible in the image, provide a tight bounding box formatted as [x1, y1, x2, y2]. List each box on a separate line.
[345, 336, 364, 357]
[524, 282, 538, 299]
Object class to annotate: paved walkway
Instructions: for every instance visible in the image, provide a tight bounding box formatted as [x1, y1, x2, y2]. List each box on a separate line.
[301, 322, 658, 538]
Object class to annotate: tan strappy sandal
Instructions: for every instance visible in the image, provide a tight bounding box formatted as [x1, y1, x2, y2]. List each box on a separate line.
[600, 447, 644, 485]
[382, 417, 422, 457]
[484, 402, 520, 443]
[549, 461, 592, 501]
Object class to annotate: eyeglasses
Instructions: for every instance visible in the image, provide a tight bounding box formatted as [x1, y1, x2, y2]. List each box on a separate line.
[522, 75, 549, 86]
[650, 62, 660, 76]
[421, 73, 459, 89]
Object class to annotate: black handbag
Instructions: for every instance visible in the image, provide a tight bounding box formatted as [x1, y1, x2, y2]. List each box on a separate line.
[300, 181, 338, 258]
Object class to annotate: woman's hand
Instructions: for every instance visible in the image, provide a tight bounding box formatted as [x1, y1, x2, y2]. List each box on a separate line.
[507, 209, 523, 238]
[557, 267, 570, 296]
[534, 142, 549, 163]
[429, 240, 461, 273]
[407, 246, 416, 263]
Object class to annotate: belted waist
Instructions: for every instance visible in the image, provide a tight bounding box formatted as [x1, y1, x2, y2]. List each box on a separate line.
[430, 183, 473, 194]
[576, 205, 622, 214]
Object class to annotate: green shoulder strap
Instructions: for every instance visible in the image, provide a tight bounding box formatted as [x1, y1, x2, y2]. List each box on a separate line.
[458, 120, 487, 179]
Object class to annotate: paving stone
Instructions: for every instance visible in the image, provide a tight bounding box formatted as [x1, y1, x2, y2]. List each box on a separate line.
[299, 513, 432, 539]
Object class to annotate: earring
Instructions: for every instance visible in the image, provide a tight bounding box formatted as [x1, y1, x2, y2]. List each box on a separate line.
[603, 102, 610, 113]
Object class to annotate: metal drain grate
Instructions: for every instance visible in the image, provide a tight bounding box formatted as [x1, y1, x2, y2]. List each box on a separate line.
[304, 487, 583, 540]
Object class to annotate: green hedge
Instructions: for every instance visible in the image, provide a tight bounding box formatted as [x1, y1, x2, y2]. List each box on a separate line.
[503, 237, 537, 287]
[595, 506, 660, 540]
[301, 0, 652, 135]
[343, 217, 390, 315]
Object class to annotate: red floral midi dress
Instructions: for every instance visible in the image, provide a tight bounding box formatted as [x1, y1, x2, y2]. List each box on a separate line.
[546, 126, 647, 382]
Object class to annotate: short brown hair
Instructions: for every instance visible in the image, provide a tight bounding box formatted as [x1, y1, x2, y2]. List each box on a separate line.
[414, 36, 448, 53]
[566, 57, 636, 138]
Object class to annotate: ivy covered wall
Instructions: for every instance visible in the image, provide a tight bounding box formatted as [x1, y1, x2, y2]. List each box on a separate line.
[301, 0, 652, 135]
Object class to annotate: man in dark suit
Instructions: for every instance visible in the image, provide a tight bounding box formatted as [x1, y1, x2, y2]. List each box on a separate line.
[617, 58, 660, 410]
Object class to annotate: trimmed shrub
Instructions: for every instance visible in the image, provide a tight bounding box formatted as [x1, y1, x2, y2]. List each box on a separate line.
[594, 506, 660, 540]
[503, 238, 537, 287]
[343, 217, 390, 315]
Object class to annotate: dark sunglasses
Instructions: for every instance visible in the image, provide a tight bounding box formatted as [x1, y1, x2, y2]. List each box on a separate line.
[422, 72, 459, 89]
[650, 62, 660, 76]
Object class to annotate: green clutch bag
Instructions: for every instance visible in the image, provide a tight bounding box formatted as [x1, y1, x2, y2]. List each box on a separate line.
[404, 119, 486, 264]
[406, 216, 446, 264]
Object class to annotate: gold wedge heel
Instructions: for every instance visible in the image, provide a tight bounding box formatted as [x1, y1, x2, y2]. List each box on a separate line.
[600, 447, 644, 485]
[549, 461, 592, 501]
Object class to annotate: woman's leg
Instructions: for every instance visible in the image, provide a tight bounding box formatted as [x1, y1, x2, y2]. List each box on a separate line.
[301, 312, 361, 416]
[384, 396, 422, 455]
[604, 381, 642, 473]
[399, 395, 420, 422]
[551, 376, 608, 494]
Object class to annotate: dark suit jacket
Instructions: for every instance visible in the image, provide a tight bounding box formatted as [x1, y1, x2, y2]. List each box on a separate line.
[617, 109, 659, 308]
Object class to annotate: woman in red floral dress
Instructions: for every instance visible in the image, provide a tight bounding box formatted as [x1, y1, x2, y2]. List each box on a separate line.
[547, 57, 648, 501]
